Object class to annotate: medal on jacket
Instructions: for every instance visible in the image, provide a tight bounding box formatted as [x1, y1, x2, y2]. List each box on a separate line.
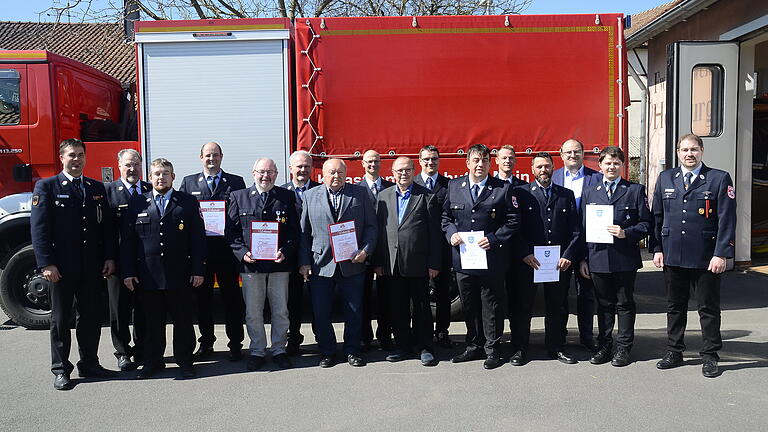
[276, 210, 286, 224]
[179, 221, 185, 230]
[490, 208, 496, 219]
[96, 205, 102, 223]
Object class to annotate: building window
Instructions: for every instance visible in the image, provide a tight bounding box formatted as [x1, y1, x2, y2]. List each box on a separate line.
[0, 69, 21, 126]
[691, 65, 724, 137]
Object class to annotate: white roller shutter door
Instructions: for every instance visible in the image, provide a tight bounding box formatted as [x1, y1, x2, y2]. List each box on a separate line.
[140, 39, 289, 184]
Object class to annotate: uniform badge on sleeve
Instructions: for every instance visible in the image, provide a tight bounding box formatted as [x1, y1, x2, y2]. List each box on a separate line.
[32, 196, 39, 206]
[727, 185, 735, 200]
[511, 196, 519, 208]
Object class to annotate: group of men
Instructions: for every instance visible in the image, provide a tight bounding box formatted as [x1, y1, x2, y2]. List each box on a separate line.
[31, 133, 736, 390]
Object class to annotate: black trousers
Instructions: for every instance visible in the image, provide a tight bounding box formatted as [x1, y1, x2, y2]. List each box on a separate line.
[663, 265, 722, 359]
[362, 268, 393, 344]
[196, 252, 245, 351]
[510, 264, 568, 351]
[388, 272, 434, 352]
[139, 288, 196, 367]
[432, 268, 453, 336]
[49, 272, 103, 375]
[107, 275, 145, 360]
[591, 271, 637, 350]
[456, 272, 505, 356]
[562, 266, 596, 342]
[287, 271, 315, 344]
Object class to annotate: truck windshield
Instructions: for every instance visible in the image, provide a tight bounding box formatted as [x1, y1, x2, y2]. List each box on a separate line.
[0, 69, 21, 125]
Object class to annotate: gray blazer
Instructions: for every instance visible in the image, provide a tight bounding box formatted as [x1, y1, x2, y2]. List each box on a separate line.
[373, 183, 441, 278]
[299, 183, 378, 277]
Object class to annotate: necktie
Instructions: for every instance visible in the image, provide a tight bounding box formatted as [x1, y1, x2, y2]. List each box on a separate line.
[296, 186, 305, 204]
[471, 184, 479, 202]
[426, 177, 433, 190]
[260, 191, 268, 204]
[684, 172, 693, 190]
[130, 184, 139, 196]
[208, 175, 217, 193]
[605, 181, 614, 198]
[371, 183, 378, 198]
[155, 194, 165, 217]
[72, 178, 83, 200]
[542, 186, 549, 201]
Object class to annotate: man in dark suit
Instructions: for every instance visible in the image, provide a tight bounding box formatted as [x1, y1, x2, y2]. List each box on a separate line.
[179, 142, 246, 361]
[510, 152, 581, 366]
[227, 158, 300, 370]
[579, 146, 652, 367]
[31, 138, 118, 390]
[280, 150, 320, 355]
[122, 158, 206, 379]
[104, 148, 152, 371]
[651, 134, 737, 378]
[442, 144, 519, 369]
[552, 138, 602, 351]
[413, 145, 454, 348]
[373, 157, 441, 366]
[356, 149, 395, 351]
[299, 159, 378, 367]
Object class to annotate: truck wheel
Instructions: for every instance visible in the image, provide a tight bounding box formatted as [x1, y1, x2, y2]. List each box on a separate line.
[0, 244, 51, 329]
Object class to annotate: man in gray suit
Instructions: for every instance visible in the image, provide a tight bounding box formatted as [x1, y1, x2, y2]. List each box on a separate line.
[373, 157, 441, 366]
[299, 159, 378, 368]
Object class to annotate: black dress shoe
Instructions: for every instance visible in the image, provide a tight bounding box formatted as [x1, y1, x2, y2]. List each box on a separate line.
[319, 356, 336, 368]
[77, 364, 119, 378]
[509, 350, 527, 366]
[229, 349, 243, 362]
[549, 350, 577, 364]
[385, 351, 411, 362]
[581, 338, 599, 353]
[656, 351, 684, 370]
[436, 333, 454, 349]
[483, 355, 503, 370]
[117, 355, 137, 371]
[53, 373, 73, 390]
[347, 354, 366, 367]
[420, 350, 438, 367]
[702, 358, 720, 378]
[611, 348, 631, 367]
[136, 364, 165, 379]
[273, 354, 293, 369]
[193, 346, 215, 361]
[452, 349, 484, 363]
[246, 356, 265, 371]
[286, 341, 301, 356]
[590, 346, 613, 365]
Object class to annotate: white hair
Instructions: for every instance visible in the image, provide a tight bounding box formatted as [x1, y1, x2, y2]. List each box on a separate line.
[117, 148, 142, 162]
[289, 150, 312, 166]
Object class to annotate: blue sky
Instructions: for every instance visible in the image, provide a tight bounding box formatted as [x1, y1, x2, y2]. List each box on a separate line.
[4, 0, 665, 22]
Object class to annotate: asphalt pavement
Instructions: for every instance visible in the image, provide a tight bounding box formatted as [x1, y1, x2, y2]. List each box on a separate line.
[1, 266, 766, 431]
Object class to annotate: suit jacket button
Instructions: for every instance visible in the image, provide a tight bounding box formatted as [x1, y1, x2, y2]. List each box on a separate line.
[161, 253, 164, 256]
[160, 222, 163, 226]
[682, 231, 686, 234]
[160, 242, 164, 246]
[682, 220, 686, 224]
[471, 219, 475, 223]
[683, 199, 687, 203]
[160, 232, 163, 236]
[683, 210, 687, 213]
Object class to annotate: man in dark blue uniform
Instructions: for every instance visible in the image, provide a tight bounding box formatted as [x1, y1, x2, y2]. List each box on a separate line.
[356, 149, 395, 351]
[280, 150, 320, 355]
[121, 158, 206, 379]
[442, 144, 519, 369]
[578, 146, 653, 367]
[651, 134, 736, 378]
[413, 145, 455, 348]
[509, 152, 581, 366]
[553, 138, 602, 351]
[179, 142, 246, 361]
[31, 138, 117, 390]
[104, 148, 152, 371]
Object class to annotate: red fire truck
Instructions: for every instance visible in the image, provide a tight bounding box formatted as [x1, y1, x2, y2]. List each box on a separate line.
[0, 14, 628, 328]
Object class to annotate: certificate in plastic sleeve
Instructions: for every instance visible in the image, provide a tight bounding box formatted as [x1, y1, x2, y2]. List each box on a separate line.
[200, 200, 226, 237]
[458, 231, 487, 270]
[585, 204, 614, 244]
[250, 221, 279, 260]
[533, 245, 560, 283]
[329, 220, 358, 263]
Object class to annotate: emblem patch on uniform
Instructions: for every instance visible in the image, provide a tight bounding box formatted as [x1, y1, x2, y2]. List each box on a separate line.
[727, 185, 735, 199]
[511, 196, 518, 208]
[32, 196, 39, 206]
[699, 208, 705, 215]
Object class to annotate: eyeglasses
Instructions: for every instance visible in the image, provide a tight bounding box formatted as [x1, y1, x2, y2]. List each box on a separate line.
[254, 170, 276, 176]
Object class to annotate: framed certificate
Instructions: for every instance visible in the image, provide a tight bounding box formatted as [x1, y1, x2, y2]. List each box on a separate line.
[329, 220, 358, 263]
[250, 221, 279, 260]
[200, 200, 226, 236]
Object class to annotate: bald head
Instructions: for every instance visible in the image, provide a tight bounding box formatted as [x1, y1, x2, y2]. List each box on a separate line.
[392, 156, 415, 191]
[560, 138, 584, 172]
[322, 158, 347, 191]
[200, 141, 223, 175]
[362, 149, 381, 179]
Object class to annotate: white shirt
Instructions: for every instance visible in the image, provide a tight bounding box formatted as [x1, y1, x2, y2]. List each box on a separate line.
[680, 163, 703, 178]
[469, 176, 489, 197]
[364, 176, 382, 192]
[420, 172, 439, 188]
[120, 177, 141, 195]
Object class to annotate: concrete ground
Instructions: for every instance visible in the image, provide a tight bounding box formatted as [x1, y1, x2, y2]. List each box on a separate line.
[0, 266, 766, 431]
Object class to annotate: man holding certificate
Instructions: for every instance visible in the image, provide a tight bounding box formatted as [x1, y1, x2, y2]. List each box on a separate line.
[179, 142, 246, 361]
[442, 144, 519, 370]
[509, 152, 581, 366]
[226, 158, 299, 371]
[578, 146, 652, 367]
[299, 159, 378, 368]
